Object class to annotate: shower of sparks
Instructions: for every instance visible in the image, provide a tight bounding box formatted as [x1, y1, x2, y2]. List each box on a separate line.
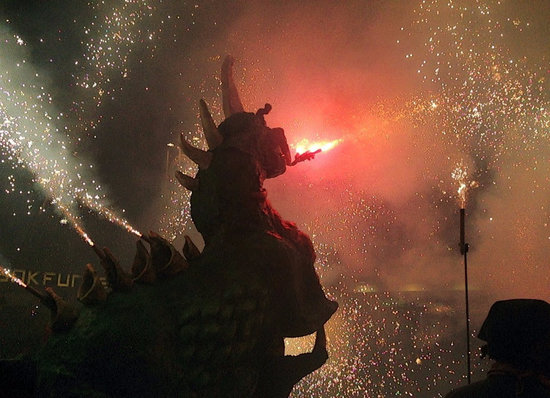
[77, 194, 142, 237]
[397, 0, 550, 164]
[54, 202, 95, 246]
[68, 1, 162, 135]
[288, 0, 548, 395]
[157, 144, 196, 241]
[0, 27, 140, 240]
[451, 162, 478, 209]
[0, 265, 27, 287]
[288, 286, 487, 397]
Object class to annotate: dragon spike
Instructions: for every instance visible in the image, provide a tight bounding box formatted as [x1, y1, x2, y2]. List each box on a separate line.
[221, 55, 245, 117]
[146, 231, 188, 277]
[179, 133, 213, 170]
[77, 264, 108, 305]
[175, 171, 198, 191]
[200, 99, 223, 149]
[100, 247, 134, 292]
[183, 235, 201, 260]
[44, 287, 79, 332]
[131, 239, 156, 284]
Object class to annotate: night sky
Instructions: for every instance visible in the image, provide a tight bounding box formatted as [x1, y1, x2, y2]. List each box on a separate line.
[1, 1, 550, 396]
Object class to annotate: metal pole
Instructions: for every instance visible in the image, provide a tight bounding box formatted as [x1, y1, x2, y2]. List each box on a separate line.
[460, 207, 471, 384]
[463, 243, 471, 384]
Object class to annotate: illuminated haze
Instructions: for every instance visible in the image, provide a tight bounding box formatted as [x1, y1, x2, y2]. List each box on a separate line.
[200, 0, 550, 302]
[1, 1, 549, 396]
[1, 0, 549, 301]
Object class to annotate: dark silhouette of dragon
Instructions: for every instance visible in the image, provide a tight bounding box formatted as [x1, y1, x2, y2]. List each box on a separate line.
[4, 56, 337, 397]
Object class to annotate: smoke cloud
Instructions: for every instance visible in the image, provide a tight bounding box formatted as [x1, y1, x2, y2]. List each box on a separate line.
[170, 0, 550, 303]
[1, 0, 549, 306]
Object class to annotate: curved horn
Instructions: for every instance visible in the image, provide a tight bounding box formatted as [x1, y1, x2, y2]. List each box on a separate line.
[131, 240, 156, 284]
[147, 231, 188, 277]
[100, 247, 133, 292]
[200, 99, 223, 149]
[44, 287, 79, 332]
[180, 133, 213, 170]
[221, 55, 244, 117]
[183, 235, 201, 260]
[175, 171, 198, 191]
[78, 263, 108, 304]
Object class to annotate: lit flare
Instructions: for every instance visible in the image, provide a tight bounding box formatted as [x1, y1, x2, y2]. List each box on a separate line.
[294, 138, 343, 155]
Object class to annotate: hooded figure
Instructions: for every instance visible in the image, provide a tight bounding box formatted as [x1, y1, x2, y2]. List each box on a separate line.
[446, 299, 550, 398]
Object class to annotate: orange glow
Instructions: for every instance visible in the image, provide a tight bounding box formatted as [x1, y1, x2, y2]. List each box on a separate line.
[457, 182, 467, 209]
[55, 202, 96, 246]
[0, 265, 27, 287]
[294, 138, 343, 155]
[452, 163, 469, 209]
[74, 223, 96, 246]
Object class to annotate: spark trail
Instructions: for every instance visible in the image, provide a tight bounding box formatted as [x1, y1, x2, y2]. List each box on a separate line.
[0, 26, 140, 238]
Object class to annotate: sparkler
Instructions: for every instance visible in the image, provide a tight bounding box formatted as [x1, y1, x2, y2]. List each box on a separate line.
[54, 201, 95, 247]
[451, 163, 477, 251]
[452, 163, 472, 384]
[1, 263, 78, 331]
[55, 200, 126, 260]
[77, 195, 142, 238]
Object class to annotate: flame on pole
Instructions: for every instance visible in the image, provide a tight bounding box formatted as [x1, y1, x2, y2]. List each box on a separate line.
[452, 162, 476, 385]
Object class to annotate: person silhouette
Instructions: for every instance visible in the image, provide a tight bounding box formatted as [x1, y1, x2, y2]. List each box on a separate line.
[446, 299, 550, 397]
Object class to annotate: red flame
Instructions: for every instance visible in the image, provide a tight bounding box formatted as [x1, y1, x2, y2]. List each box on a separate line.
[294, 138, 343, 155]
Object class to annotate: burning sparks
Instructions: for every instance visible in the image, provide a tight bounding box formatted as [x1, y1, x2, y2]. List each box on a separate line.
[398, 0, 550, 161]
[0, 265, 26, 287]
[451, 162, 478, 209]
[54, 202, 95, 246]
[294, 138, 343, 156]
[77, 195, 142, 237]
[0, 29, 139, 244]
[73, 224, 95, 247]
[451, 164, 469, 209]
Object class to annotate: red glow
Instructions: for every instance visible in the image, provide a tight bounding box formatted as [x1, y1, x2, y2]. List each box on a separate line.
[294, 138, 343, 155]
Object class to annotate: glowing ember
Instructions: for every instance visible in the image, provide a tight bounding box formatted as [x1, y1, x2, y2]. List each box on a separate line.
[0, 265, 26, 287]
[451, 162, 478, 209]
[55, 202, 95, 246]
[451, 164, 468, 209]
[74, 224, 96, 247]
[294, 138, 343, 155]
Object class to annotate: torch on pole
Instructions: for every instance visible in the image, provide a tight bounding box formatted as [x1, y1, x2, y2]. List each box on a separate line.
[460, 207, 471, 384]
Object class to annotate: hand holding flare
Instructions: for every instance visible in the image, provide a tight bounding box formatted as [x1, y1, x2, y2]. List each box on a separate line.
[290, 149, 322, 166]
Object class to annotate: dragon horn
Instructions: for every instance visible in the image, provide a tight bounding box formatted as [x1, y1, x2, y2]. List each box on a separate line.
[200, 99, 223, 149]
[180, 133, 213, 170]
[78, 263, 108, 305]
[221, 55, 244, 117]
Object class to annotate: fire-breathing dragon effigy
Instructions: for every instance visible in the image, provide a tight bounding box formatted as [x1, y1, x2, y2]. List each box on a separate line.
[7, 56, 338, 397]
